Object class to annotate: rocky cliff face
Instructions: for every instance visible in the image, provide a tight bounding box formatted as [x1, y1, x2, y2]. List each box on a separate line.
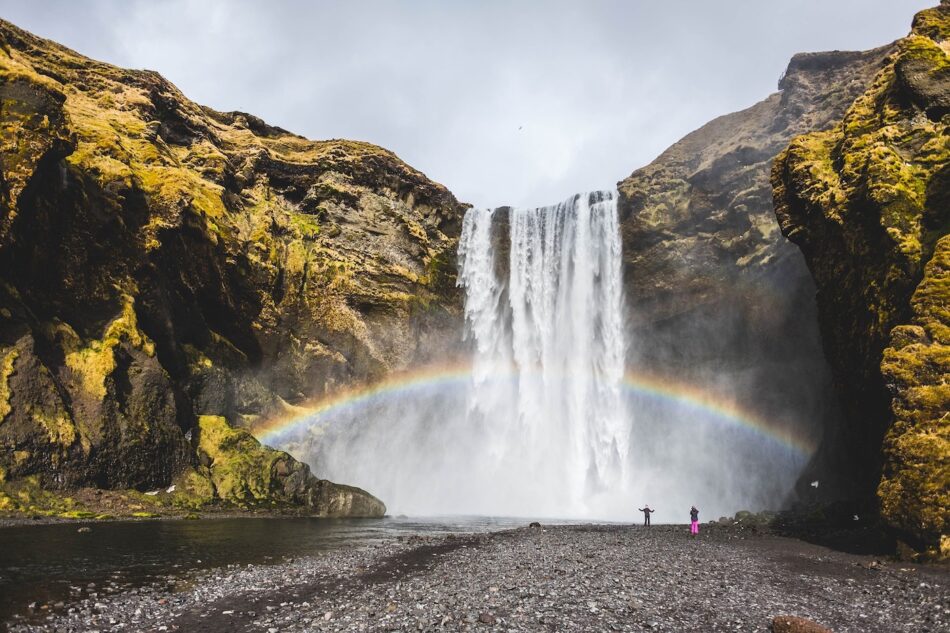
[0, 19, 464, 517]
[617, 42, 894, 497]
[772, 2, 949, 555]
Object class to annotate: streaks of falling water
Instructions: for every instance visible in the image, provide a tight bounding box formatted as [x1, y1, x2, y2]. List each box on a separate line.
[457, 191, 629, 515]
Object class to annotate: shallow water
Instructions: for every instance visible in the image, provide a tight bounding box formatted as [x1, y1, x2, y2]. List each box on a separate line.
[0, 515, 539, 624]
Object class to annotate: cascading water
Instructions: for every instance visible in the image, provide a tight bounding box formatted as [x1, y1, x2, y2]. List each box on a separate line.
[287, 190, 811, 520]
[457, 191, 629, 515]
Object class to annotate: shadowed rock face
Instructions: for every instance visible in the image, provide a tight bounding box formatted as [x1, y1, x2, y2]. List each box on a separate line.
[0, 18, 465, 515]
[617, 43, 894, 502]
[773, 2, 949, 555]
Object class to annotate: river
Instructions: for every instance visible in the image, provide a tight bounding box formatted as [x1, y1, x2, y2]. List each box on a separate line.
[0, 515, 540, 625]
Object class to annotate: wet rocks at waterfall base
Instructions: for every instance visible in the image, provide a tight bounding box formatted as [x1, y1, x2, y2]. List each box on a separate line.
[10, 524, 947, 632]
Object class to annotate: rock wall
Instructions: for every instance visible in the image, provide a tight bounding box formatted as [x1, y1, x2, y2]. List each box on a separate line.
[617, 42, 893, 500]
[772, 2, 949, 555]
[0, 19, 465, 516]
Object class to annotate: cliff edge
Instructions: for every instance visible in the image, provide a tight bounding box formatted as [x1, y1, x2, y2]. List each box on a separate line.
[772, 2, 949, 555]
[0, 19, 465, 517]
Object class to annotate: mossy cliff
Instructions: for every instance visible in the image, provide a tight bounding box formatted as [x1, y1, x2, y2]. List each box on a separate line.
[772, 2, 949, 555]
[617, 38, 894, 499]
[0, 18, 466, 516]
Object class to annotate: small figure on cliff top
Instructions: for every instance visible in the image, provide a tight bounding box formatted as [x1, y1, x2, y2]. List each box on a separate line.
[638, 505, 654, 526]
[689, 506, 700, 536]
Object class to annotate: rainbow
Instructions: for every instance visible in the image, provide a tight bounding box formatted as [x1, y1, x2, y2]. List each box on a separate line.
[252, 362, 816, 457]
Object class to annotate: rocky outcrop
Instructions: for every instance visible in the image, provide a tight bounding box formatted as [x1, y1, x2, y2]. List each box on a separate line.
[0, 18, 465, 515]
[772, 2, 949, 555]
[619, 46, 893, 324]
[617, 39, 894, 499]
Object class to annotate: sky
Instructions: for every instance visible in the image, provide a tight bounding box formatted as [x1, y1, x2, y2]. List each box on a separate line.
[0, 0, 934, 208]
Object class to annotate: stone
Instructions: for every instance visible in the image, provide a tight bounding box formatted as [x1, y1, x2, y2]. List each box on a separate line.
[771, 615, 833, 633]
[478, 612, 496, 625]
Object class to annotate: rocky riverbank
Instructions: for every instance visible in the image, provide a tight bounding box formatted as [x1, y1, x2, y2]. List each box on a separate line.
[7, 524, 947, 632]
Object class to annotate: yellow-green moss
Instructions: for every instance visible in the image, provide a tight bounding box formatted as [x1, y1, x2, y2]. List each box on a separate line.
[879, 236, 950, 550]
[289, 212, 320, 240]
[0, 17, 451, 521]
[0, 476, 81, 516]
[64, 343, 113, 400]
[0, 347, 18, 423]
[912, 4, 950, 41]
[183, 344, 214, 371]
[57, 86, 229, 236]
[64, 295, 153, 400]
[196, 414, 284, 505]
[178, 138, 229, 179]
[32, 405, 76, 448]
[59, 509, 96, 519]
[774, 3, 950, 555]
[902, 34, 950, 71]
[169, 468, 216, 509]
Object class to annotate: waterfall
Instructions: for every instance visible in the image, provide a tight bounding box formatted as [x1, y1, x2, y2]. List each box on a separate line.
[293, 188, 808, 519]
[457, 191, 629, 515]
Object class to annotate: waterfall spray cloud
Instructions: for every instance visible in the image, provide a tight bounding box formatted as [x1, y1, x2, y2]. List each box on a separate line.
[256, 191, 816, 520]
[254, 364, 815, 456]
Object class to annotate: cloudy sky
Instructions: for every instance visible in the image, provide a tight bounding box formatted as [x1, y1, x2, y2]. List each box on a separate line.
[0, 0, 933, 207]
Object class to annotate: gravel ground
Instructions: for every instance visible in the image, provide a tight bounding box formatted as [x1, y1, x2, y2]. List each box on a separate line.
[7, 524, 948, 632]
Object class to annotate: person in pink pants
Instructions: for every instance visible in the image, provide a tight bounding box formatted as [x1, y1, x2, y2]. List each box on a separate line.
[690, 506, 700, 535]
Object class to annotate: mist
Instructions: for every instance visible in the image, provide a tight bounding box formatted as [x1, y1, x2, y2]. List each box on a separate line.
[271, 192, 813, 523]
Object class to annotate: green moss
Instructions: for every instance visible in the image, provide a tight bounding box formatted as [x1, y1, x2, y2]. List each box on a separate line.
[289, 212, 320, 240]
[131, 511, 159, 518]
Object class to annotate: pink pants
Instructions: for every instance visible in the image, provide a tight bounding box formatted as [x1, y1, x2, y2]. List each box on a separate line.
[690, 520, 699, 534]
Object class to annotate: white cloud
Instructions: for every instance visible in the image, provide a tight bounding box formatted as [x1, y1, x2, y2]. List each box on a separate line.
[0, 0, 933, 207]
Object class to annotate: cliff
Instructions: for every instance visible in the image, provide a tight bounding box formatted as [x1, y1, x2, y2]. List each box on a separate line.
[617, 40, 894, 502]
[772, 2, 949, 555]
[0, 18, 465, 517]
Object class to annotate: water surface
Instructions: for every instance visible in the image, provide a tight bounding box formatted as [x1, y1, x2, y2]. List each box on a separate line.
[0, 515, 535, 625]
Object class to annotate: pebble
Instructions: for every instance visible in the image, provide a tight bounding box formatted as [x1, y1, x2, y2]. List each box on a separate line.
[7, 524, 948, 632]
